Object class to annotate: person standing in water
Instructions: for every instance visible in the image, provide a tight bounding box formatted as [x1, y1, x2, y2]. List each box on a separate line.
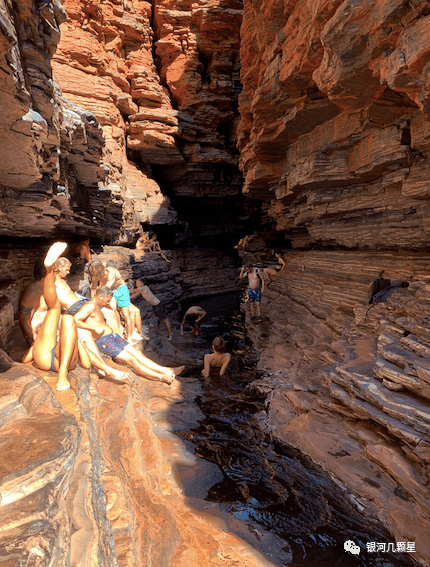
[180, 306, 206, 336]
[239, 264, 264, 321]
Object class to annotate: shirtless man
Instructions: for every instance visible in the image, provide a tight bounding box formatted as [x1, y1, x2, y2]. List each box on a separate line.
[180, 306, 206, 336]
[69, 238, 91, 263]
[135, 233, 169, 261]
[239, 264, 264, 321]
[18, 259, 46, 345]
[74, 286, 184, 384]
[130, 279, 173, 340]
[87, 259, 142, 342]
[201, 337, 231, 378]
[22, 242, 91, 391]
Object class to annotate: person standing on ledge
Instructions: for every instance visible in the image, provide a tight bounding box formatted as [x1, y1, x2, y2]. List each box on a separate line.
[201, 337, 231, 378]
[239, 264, 264, 321]
[68, 238, 91, 273]
[180, 306, 206, 336]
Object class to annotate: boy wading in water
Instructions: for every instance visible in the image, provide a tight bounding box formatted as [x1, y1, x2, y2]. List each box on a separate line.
[74, 286, 184, 384]
[180, 306, 206, 336]
[201, 337, 231, 378]
[239, 264, 264, 321]
[22, 242, 91, 391]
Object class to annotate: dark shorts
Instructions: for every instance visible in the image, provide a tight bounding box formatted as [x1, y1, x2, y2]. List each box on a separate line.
[248, 288, 261, 303]
[153, 301, 168, 320]
[95, 333, 128, 358]
[18, 304, 33, 316]
[66, 299, 88, 315]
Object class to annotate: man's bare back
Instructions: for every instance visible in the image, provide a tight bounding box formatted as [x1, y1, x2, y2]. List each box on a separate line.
[137, 284, 160, 307]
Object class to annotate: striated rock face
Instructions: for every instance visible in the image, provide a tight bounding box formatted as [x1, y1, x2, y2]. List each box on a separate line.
[51, 0, 246, 245]
[4, 0, 430, 565]
[0, 330, 279, 567]
[238, 0, 430, 250]
[234, 2, 430, 564]
[0, 0, 114, 238]
[238, 249, 430, 565]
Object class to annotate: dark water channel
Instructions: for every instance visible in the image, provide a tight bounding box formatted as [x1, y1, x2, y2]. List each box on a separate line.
[175, 312, 418, 567]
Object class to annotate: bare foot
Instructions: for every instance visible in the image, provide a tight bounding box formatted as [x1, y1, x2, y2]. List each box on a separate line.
[172, 365, 185, 376]
[162, 372, 175, 385]
[168, 335, 173, 341]
[108, 370, 132, 383]
[45, 242, 68, 267]
[56, 380, 70, 391]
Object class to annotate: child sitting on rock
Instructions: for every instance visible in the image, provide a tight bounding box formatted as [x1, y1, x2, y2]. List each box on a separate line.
[201, 337, 231, 378]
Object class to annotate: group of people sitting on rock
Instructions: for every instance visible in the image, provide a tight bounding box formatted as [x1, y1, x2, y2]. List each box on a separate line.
[135, 232, 170, 262]
[17, 232, 287, 390]
[19, 242, 184, 392]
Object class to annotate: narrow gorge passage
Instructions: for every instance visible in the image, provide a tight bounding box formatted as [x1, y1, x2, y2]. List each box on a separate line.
[172, 312, 419, 567]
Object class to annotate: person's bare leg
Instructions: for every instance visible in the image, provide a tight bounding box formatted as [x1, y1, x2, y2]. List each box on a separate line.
[130, 304, 142, 335]
[124, 343, 184, 375]
[55, 314, 79, 391]
[121, 306, 133, 339]
[114, 351, 175, 383]
[80, 334, 132, 382]
[33, 243, 67, 374]
[249, 302, 255, 318]
[77, 340, 91, 370]
[162, 317, 173, 341]
[256, 302, 261, 318]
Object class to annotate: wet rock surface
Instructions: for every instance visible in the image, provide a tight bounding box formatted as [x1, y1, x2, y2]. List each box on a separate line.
[175, 315, 419, 567]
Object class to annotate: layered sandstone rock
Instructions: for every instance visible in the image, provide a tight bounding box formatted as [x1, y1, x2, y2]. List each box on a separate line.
[52, 0, 245, 244]
[0, 331, 279, 567]
[238, 0, 430, 250]
[4, 0, 430, 565]
[236, 248, 430, 565]
[235, 4, 430, 561]
[0, 0, 116, 238]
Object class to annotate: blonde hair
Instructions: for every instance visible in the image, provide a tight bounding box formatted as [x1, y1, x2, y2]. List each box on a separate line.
[54, 257, 71, 271]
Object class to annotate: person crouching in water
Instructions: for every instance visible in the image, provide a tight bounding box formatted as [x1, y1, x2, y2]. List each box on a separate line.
[201, 337, 231, 378]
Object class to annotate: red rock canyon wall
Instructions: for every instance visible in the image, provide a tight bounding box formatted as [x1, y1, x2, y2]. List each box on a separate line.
[3, 0, 430, 566]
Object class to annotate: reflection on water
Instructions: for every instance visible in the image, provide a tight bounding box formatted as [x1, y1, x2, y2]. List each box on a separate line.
[175, 314, 418, 567]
